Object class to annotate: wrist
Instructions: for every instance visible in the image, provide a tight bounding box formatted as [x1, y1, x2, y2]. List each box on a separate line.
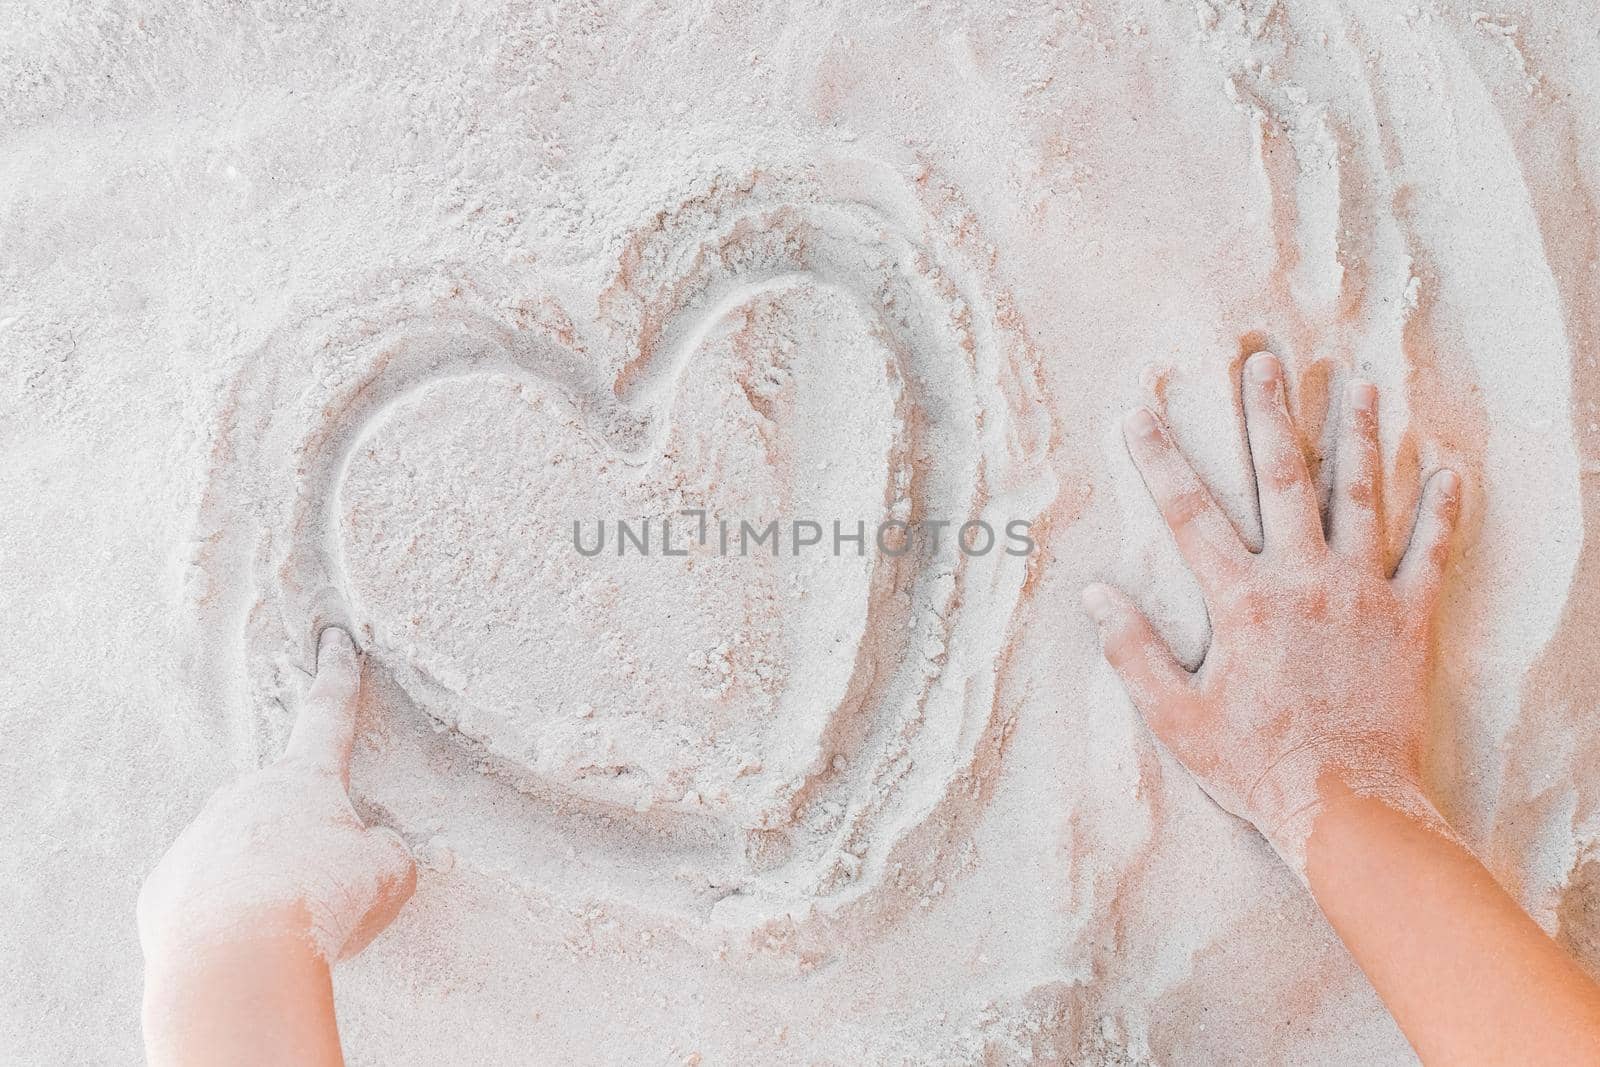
[1306, 772, 1452, 846]
[144, 926, 326, 995]
[143, 933, 338, 1066]
[1256, 754, 1436, 876]
[142, 895, 318, 964]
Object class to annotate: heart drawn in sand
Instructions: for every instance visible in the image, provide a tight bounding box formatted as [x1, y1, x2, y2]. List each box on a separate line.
[333, 279, 904, 827]
[204, 163, 1055, 930]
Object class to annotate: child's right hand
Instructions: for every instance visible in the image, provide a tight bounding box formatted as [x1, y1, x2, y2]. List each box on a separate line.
[139, 628, 414, 1065]
[1084, 352, 1462, 869]
[138, 628, 416, 968]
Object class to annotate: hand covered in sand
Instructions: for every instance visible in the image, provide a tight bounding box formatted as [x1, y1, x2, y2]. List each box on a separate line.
[138, 629, 416, 965]
[1085, 352, 1462, 870]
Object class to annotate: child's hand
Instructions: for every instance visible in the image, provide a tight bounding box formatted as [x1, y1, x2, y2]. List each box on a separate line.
[138, 629, 416, 967]
[1085, 352, 1462, 869]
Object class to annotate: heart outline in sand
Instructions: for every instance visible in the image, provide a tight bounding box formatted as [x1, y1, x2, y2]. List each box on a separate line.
[194, 159, 1058, 942]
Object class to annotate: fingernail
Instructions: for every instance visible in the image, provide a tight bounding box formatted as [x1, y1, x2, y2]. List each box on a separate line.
[318, 626, 356, 661]
[1436, 469, 1460, 495]
[1123, 407, 1160, 440]
[1081, 584, 1115, 623]
[1347, 380, 1377, 411]
[1247, 352, 1281, 383]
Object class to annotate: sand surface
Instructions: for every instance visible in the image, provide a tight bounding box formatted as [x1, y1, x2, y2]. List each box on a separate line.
[4, 2, 1600, 1063]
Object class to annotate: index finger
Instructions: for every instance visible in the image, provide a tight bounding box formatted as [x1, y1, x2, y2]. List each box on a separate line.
[283, 626, 362, 784]
[1123, 407, 1253, 594]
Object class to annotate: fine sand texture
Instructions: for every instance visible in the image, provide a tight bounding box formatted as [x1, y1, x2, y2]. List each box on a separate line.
[4, 2, 1600, 1063]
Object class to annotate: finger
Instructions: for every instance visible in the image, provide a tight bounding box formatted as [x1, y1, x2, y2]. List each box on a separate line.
[1122, 408, 1253, 592]
[302, 583, 355, 668]
[1241, 352, 1323, 554]
[1394, 469, 1462, 609]
[1082, 584, 1192, 733]
[338, 827, 418, 959]
[284, 626, 362, 784]
[1330, 379, 1383, 562]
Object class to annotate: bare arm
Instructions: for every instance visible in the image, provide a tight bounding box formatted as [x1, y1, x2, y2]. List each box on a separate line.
[1308, 785, 1600, 1064]
[142, 935, 345, 1066]
[1086, 351, 1600, 1064]
[139, 630, 416, 1067]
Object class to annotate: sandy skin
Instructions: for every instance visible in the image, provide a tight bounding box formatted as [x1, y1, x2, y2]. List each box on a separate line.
[1087, 351, 1600, 1064]
[138, 629, 414, 1067]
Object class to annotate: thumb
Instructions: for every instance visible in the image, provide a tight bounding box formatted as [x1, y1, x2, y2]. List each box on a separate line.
[1082, 583, 1192, 733]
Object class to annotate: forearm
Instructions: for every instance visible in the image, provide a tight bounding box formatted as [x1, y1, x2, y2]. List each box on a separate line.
[143, 935, 345, 1067]
[1306, 786, 1600, 1065]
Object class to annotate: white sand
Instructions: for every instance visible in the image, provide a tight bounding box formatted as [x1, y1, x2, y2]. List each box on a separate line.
[4, 1, 1599, 1062]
